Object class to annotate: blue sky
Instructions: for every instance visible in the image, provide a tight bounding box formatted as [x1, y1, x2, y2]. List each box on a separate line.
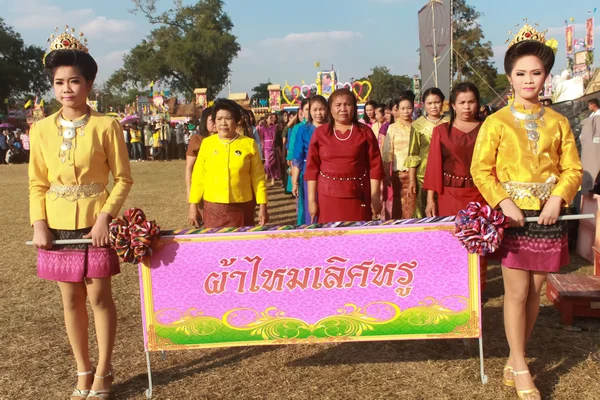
[1, 0, 599, 97]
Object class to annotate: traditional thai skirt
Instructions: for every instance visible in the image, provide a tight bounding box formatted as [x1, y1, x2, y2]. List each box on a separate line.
[203, 200, 256, 228]
[37, 228, 120, 282]
[492, 210, 569, 272]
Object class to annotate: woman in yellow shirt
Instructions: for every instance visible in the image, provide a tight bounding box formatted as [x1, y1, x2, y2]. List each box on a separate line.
[188, 99, 268, 228]
[29, 32, 132, 399]
[129, 123, 143, 161]
[471, 28, 582, 399]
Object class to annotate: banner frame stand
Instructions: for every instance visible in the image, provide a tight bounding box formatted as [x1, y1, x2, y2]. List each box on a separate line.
[145, 351, 153, 399]
[139, 224, 491, 398]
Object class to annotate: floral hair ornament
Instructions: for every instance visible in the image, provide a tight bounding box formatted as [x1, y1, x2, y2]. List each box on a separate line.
[43, 25, 89, 65]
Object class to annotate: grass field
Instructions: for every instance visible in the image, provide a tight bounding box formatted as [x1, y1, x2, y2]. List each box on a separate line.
[1, 160, 599, 399]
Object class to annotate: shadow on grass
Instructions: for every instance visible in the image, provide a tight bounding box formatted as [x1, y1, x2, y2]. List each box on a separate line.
[112, 346, 279, 399]
[285, 302, 596, 397]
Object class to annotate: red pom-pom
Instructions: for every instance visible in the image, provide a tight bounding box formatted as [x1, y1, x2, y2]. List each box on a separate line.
[109, 208, 160, 264]
[455, 202, 510, 256]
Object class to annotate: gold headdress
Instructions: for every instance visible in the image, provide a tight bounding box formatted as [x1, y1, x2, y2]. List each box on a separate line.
[44, 25, 89, 65]
[506, 20, 558, 54]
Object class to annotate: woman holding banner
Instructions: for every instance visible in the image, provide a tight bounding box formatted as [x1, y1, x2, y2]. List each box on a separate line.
[188, 99, 268, 228]
[471, 25, 582, 399]
[29, 29, 133, 399]
[305, 88, 384, 223]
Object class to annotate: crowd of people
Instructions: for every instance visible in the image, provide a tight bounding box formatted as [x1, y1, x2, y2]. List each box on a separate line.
[0, 128, 30, 164]
[24, 22, 590, 400]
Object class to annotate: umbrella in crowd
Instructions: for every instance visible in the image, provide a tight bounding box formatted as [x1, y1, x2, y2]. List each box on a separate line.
[120, 115, 140, 125]
[0, 123, 15, 128]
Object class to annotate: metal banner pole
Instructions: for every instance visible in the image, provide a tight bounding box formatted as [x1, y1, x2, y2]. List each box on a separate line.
[479, 336, 488, 384]
[145, 351, 154, 399]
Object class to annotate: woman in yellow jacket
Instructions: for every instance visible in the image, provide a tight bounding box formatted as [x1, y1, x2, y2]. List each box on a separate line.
[188, 99, 268, 228]
[29, 33, 132, 399]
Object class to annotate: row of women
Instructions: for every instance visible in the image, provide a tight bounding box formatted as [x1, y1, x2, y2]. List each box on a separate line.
[29, 24, 581, 400]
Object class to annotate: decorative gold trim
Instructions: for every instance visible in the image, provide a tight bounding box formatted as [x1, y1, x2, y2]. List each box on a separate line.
[451, 311, 480, 337]
[272, 335, 353, 344]
[141, 259, 156, 351]
[266, 230, 349, 240]
[423, 225, 456, 232]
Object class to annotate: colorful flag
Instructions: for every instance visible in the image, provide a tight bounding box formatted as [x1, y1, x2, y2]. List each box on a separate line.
[23, 99, 32, 109]
[39, 99, 45, 108]
[566, 25, 574, 56]
[586, 17, 595, 50]
[314, 61, 320, 68]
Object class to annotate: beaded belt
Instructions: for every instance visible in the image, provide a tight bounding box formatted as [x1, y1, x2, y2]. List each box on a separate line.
[47, 182, 105, 201]
[319, 171, 367, 181]
[501, 181, 556, 204]
[444, 172, 473, 181]
[319, 170, 368, 207]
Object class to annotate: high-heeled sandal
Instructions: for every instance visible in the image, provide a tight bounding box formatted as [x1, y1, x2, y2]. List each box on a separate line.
[70, 370, 93, 399]
[503, 365, 515, 387]
[87, 370, 113, 399]
[512, 370, 541, 400]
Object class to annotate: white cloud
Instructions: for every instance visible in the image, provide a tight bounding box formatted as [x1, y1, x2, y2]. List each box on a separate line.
[237, 48, 255, 59]
[80, 17, 135, 37]
[260, 31, 364, 47]
[8, 0, 136, 43]
[11, 0, 94, 30]
[102, 49, 129, 64]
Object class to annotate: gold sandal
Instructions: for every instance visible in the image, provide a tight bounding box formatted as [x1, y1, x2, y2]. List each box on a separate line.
[503, 365, 515, 387]
[512, 370, 541, 400]
[70, 370, 92, 399]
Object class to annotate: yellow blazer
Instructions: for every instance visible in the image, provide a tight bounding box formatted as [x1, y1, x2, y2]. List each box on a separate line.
[29, 109, 133, 229]
[189, 134, 267, 204]
[471, 102, 582, 209]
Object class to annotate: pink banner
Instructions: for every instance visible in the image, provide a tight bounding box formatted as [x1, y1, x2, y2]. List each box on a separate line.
[139, 223, 481, 351]
[566, 25, 574, 56]
[586, 17, 595, 51]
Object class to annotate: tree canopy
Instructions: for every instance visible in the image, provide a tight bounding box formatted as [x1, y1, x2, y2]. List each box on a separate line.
[108, 0, 240, 99]
[0, 18, 50, 106]
[250, 81, 272, 101]
[452, 0, 500, 102]
[365, 66, 413, 104]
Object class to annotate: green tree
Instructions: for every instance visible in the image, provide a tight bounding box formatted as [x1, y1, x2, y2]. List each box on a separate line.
[251, 81, 272, 101]
[366, 66, 413, 104]
[0, 18, 50, 107]
[109, 0, 240, 99]
[452, 0, 499, 102]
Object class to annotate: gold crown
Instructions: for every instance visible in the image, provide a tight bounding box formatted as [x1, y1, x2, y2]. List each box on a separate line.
[506, 20, 547, 48]
[44, 25, 89, 64]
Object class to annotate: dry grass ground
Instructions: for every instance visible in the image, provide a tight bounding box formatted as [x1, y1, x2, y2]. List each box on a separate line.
[0, 160, 599, 400]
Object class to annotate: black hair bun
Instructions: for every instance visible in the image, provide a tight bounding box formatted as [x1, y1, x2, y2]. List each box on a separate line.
[44, 49, 98, 82]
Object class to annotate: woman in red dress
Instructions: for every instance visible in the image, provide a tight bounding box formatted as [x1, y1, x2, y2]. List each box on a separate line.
[305, 88, 384, 223]
[423, 82, 488, 291]
[423, 82, 486, 217]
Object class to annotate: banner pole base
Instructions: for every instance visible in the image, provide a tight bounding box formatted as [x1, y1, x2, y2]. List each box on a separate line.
[145, 351, 153, 399]
[479, 336, 488, 384]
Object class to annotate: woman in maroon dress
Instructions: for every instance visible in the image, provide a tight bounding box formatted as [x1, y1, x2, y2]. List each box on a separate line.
[423, 82, 486, 217]
[305, 88, 384, 223]
[423, 82, 488, 291]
